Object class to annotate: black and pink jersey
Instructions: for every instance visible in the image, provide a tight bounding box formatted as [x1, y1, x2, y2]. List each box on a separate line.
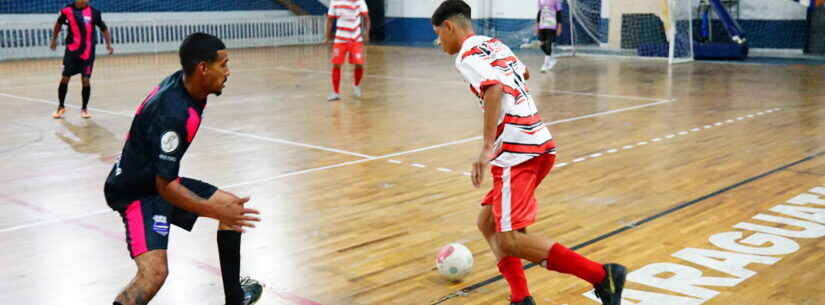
[56, 3, 107, 61]
[104, 71, 206, 211]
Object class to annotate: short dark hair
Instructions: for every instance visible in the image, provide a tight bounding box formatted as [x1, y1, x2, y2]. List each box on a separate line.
[432, 0, 472, 26]
[179, 32, 226, 76]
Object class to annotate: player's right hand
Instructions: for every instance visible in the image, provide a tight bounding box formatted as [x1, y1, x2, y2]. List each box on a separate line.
[49, 39, 57, 51]
[215, 197, 260, 232]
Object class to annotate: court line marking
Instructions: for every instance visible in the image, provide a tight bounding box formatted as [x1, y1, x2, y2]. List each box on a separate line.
[430, 126, 822, 305]
[220, 99, 677, 189]
[383, 108, 782, 181]
[1, 64, 668, 102]
[0, 98, 679, 233]
[0, 209, 111, 233]
[0, 195, 321, 305]
[0, 105, 782, 233]
[0, 92, 376, 159]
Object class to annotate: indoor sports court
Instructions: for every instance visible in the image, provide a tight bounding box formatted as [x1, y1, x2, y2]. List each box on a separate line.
[1, 0, 824, 305]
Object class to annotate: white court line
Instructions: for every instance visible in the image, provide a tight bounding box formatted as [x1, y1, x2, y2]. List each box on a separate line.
[3, 107, 784, 233]
[203, 127, 375, 159]
[265, 66, 670, 102]
[534, 89, 664, 102]
[212, 99, 679, 188]
[0, 94, 677, 232]
[0, 92, 375, 159]
[0, 209, 111, 234]
[3, 64, 668, 102]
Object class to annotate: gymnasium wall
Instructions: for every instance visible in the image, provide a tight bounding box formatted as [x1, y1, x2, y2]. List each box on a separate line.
[382, 0, 811, 51]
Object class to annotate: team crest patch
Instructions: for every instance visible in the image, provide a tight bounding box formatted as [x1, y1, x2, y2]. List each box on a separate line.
[83, 16, 92, 23]
[152, 215, 169, 236]
[160, 131, 179, 153]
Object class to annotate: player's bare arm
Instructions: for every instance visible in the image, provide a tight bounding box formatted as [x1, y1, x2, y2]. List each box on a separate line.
[102, 28, 114, 54]
[473, 83, 503, 188]
[49, 19, 61, 51]
[325, 16, 336, 43]
[362, 14, 371, 43]
[155, 176, 260, 231]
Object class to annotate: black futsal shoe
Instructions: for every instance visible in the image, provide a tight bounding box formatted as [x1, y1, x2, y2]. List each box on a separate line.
[594, 263, 626, 305]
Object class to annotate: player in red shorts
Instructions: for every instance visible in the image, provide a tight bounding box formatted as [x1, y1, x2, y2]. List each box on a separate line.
[432, 1, 626, 304]
[325, 0, 370, 101]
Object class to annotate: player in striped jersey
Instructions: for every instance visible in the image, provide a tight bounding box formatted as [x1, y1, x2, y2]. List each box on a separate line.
[325, 0, 370, 101]
[432, 1, 626, 305]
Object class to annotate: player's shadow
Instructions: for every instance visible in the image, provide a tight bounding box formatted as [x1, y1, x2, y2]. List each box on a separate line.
[55, 118, 122, 163]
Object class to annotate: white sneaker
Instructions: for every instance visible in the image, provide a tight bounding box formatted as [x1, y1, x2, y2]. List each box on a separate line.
[541, 63, 549, 73]
[353, 86, 362, 98]
[547, 58, 557, 70]
[328, 92, 340, 101]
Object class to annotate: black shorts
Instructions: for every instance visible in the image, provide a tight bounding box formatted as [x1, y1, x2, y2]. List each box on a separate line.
[538, 29, 557, 43]
[116, 177, 218, 258]
[62, 55, 95, 78]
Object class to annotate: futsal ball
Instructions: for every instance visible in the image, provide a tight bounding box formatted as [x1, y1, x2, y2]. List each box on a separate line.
[436, 243, 474, 281]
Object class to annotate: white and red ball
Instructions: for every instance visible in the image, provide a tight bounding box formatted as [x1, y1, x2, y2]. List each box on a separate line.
[436, 243, 474, 281]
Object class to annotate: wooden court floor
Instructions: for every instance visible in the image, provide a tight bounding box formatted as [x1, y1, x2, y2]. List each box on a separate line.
[0, 44, 824, 305]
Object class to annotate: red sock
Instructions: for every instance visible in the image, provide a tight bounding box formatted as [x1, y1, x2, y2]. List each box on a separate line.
[354, 67, 364, 86]
[498, 256, 530, 302]
[332, 67, 341, 94]
[545, 243, 606, 285]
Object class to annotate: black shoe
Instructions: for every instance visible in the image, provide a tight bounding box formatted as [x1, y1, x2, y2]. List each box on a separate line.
[239, 277, 264, 305]
[510, 296, 536, 305]
[594, 263, 626, 305]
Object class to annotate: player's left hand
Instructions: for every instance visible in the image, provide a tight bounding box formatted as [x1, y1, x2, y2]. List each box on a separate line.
[472, 148, 495, 188]
[363, 35, 370, 43]
[106, 45, 114, 55]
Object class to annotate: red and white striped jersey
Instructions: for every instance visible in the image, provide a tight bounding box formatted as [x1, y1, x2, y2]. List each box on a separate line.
[455, 35, 556, 168]
[327, 0, 369, 43]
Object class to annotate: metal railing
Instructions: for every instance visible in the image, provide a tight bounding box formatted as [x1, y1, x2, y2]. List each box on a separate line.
[0, 14, 325, 61]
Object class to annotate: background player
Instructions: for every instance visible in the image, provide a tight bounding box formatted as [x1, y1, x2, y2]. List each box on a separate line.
[49, 0, 113, 119]
[537, 0, 562, 72]
[104, 33, 263, 305]
[431, 1, 626, 304]
[325, 0, 370, 101]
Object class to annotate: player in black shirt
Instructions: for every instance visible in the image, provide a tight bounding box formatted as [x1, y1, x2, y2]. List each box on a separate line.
[104, 33, 263, 305]
[49, 0, 113, 119]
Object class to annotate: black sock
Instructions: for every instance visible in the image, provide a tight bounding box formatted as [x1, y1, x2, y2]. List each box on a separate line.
[218, 230, 244, 305]
[113, 302, 123, 305]
[81, 86, 90, 109]
[58, 82, 68, 108]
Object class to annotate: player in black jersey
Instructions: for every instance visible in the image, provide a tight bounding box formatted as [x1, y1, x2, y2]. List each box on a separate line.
[49, 0, 113, 119]
[104, 33, 262, 305]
